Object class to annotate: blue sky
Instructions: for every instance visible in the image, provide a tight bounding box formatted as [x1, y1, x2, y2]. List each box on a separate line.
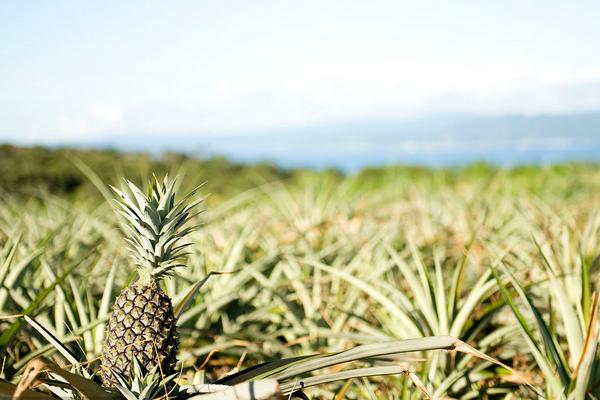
[1, 1, 600, 142]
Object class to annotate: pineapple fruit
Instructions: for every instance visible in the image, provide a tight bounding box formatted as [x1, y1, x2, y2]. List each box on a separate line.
[100, 175, 202, 386]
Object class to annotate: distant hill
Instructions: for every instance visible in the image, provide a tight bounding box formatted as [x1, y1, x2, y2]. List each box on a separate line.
[66, 112, 600, 171]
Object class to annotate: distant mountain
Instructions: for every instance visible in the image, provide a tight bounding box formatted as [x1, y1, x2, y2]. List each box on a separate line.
[79, 112, 600, 171]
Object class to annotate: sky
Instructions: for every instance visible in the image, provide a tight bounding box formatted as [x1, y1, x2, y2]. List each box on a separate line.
[1, 0, 600, 143]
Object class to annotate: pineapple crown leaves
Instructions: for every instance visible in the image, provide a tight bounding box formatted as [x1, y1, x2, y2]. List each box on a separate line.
[110, 174, 204, 280]
[113, 359, 178, 400]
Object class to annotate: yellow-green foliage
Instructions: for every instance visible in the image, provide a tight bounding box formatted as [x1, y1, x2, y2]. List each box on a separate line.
[0, 148, 599, 399]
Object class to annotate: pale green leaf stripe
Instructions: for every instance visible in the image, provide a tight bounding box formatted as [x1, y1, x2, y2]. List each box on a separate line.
[302, 258, 422, 338]
[68, 275, 93, 355]
[96, 260, 117, 352]
[450, 276, 495, 337]
[174, 271, 229, 319]
[24, 315, 80, 366]
[570, 294, 599, 400]
[492, 263, 568, 395]
[269, 336, 458, 381]
[13, 317, 106, 371]
[533, 236, 584, 366]
[386, 245, 439, 333]
[434, 249, 448, 334]
[280, 365, 409, 393]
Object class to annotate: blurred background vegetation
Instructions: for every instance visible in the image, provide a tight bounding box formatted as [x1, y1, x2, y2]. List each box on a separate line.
[2, 144, 598, 203]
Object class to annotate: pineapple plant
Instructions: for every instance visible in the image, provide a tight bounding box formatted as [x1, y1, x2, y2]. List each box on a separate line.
[100, 175, 203, 387]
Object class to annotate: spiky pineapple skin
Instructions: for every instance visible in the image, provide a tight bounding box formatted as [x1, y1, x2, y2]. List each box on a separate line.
[100, 280, 178, 386]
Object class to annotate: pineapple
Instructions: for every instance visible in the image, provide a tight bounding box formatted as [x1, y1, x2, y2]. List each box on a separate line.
[100, 175, 202, 386]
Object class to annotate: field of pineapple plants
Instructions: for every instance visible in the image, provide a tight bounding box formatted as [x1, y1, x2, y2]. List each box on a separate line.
[1, 148, 599, 399]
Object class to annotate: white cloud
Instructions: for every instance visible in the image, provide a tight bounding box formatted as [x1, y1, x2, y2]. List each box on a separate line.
[14, 60, 600, 142]
[34, 105, 126, 142]
[60, 105, 124, 137]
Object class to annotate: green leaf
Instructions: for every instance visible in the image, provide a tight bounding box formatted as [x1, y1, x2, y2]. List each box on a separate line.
[0, 245, 98, 361]
[492, 263, 571, 391]
[23, 315, 80, 366]
[174, 271, 231, 319]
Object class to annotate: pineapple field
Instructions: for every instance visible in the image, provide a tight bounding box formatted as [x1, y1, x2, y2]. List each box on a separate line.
[1, 148, 600, 399]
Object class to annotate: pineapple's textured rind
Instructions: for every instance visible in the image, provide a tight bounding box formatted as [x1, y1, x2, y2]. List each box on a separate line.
[100, 280, 178, 386]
